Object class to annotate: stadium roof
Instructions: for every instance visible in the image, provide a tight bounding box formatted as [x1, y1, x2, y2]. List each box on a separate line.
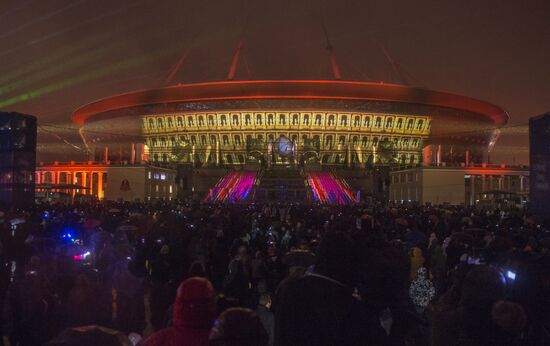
[72, 80, 508, 126]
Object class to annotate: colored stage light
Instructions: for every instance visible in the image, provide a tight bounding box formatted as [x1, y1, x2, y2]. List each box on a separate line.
[205, 171, 257, 203]
[306, 171, 355, 205]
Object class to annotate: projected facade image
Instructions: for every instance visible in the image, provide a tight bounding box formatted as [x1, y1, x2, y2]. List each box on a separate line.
[73, 80, 507, 169]
[141, 110, 430, 167]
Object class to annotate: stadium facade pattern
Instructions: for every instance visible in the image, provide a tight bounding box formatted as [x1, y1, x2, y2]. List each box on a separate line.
[72, 80, 508, 168]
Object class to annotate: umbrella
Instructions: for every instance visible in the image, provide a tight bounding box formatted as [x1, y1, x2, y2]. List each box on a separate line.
[464, 228, 488, 238]
[361, 213, 372, 220]
[45, 325, 133, 346]
[539, 237, 550, 249]
[524, 217, 536, 225]
[91, 230, 113, 245]
[461, 216, 473, 225]
[451, 232, 474, 242]
[29, 237, 57, 255]
[117, 225, 139, 232]
[428, 215, 439, 224]
[282, 250, 315, 268]
[82, 219, 101, 229]
[10, 217, 25, 226]
[405, 230, 426, 247]
[55, 243, 90, 258]
[395, 218, 409, 227]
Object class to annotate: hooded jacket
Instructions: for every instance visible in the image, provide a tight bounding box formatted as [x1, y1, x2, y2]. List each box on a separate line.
[143, 277, 216, 346]
[409, 247, 425, 280]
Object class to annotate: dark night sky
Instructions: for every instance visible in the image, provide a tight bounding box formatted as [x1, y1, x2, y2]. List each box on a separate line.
[1, 0, 549, 163]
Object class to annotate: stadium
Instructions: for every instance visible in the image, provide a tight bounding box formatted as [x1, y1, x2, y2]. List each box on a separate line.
[72, 79, 508, 203]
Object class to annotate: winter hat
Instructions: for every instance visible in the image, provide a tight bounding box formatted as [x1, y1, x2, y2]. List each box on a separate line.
[315, 232, 356, 286]
[173, 277, 217, 329]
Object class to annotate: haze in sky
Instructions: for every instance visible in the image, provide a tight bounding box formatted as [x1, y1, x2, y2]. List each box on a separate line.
[1, 0, 548, 163]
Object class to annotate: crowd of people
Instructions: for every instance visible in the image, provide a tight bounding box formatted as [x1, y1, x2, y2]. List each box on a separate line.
[0, 199, 549, 345]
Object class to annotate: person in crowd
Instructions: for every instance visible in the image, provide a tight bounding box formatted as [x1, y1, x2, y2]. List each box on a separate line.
[142, 277, 217, 346]
[209, 307, 269, 346]
[65, 272, 98, 327]
[256, 294, 274, 346]
[223, 246, 252, 306]
[432, 265, 525, 345]
[188, 260, 207, 278]
[0, 200, 548, 345]
[410, 246, 425, 281]
[358, 240, 425, 345]
[251, 251, 268, 289]
[427, 240, 447, 295]
[409, 267, 436, 315]
[275, 232, 383, 346]
[2, 256, 57, 346]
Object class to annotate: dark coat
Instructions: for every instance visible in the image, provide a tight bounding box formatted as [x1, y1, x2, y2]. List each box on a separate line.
[275, 274, 384, 346]
[432, 306, 524, 346]
[256, 305, 275, 346]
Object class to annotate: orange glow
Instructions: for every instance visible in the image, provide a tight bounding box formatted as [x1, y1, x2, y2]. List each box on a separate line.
[464, 169, 525, 175]
[36, 162, 108, 200]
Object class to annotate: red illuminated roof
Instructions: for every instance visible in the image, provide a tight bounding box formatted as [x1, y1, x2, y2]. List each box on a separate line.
[72, 80, 508, 126]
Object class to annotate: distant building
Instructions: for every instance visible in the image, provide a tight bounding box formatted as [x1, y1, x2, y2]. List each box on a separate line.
[73, 81, 509, 169]
[70, 80, 509, 202]
[35, 161, 177, 202]
[0, 112, 37, 207]
[529, 112, 550, 217]
[104, 164, 177, 202]
[390, 164, 528, 207]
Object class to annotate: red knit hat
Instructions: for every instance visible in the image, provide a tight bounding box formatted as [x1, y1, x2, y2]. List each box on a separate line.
[173, 277, 217, 329]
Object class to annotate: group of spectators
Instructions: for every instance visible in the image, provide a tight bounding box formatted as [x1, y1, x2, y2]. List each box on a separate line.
[0, 200, 549, 345]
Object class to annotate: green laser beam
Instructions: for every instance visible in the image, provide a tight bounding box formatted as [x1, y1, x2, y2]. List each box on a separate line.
[0, 0, 150, 59]
[0, 1, 194, 91]
[0, 30, 122, 87]
[0, 1, 153, 86]
[0, 45, 110, 97]
[0, 0, 88, 40]
[0, 48, 174, 109]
